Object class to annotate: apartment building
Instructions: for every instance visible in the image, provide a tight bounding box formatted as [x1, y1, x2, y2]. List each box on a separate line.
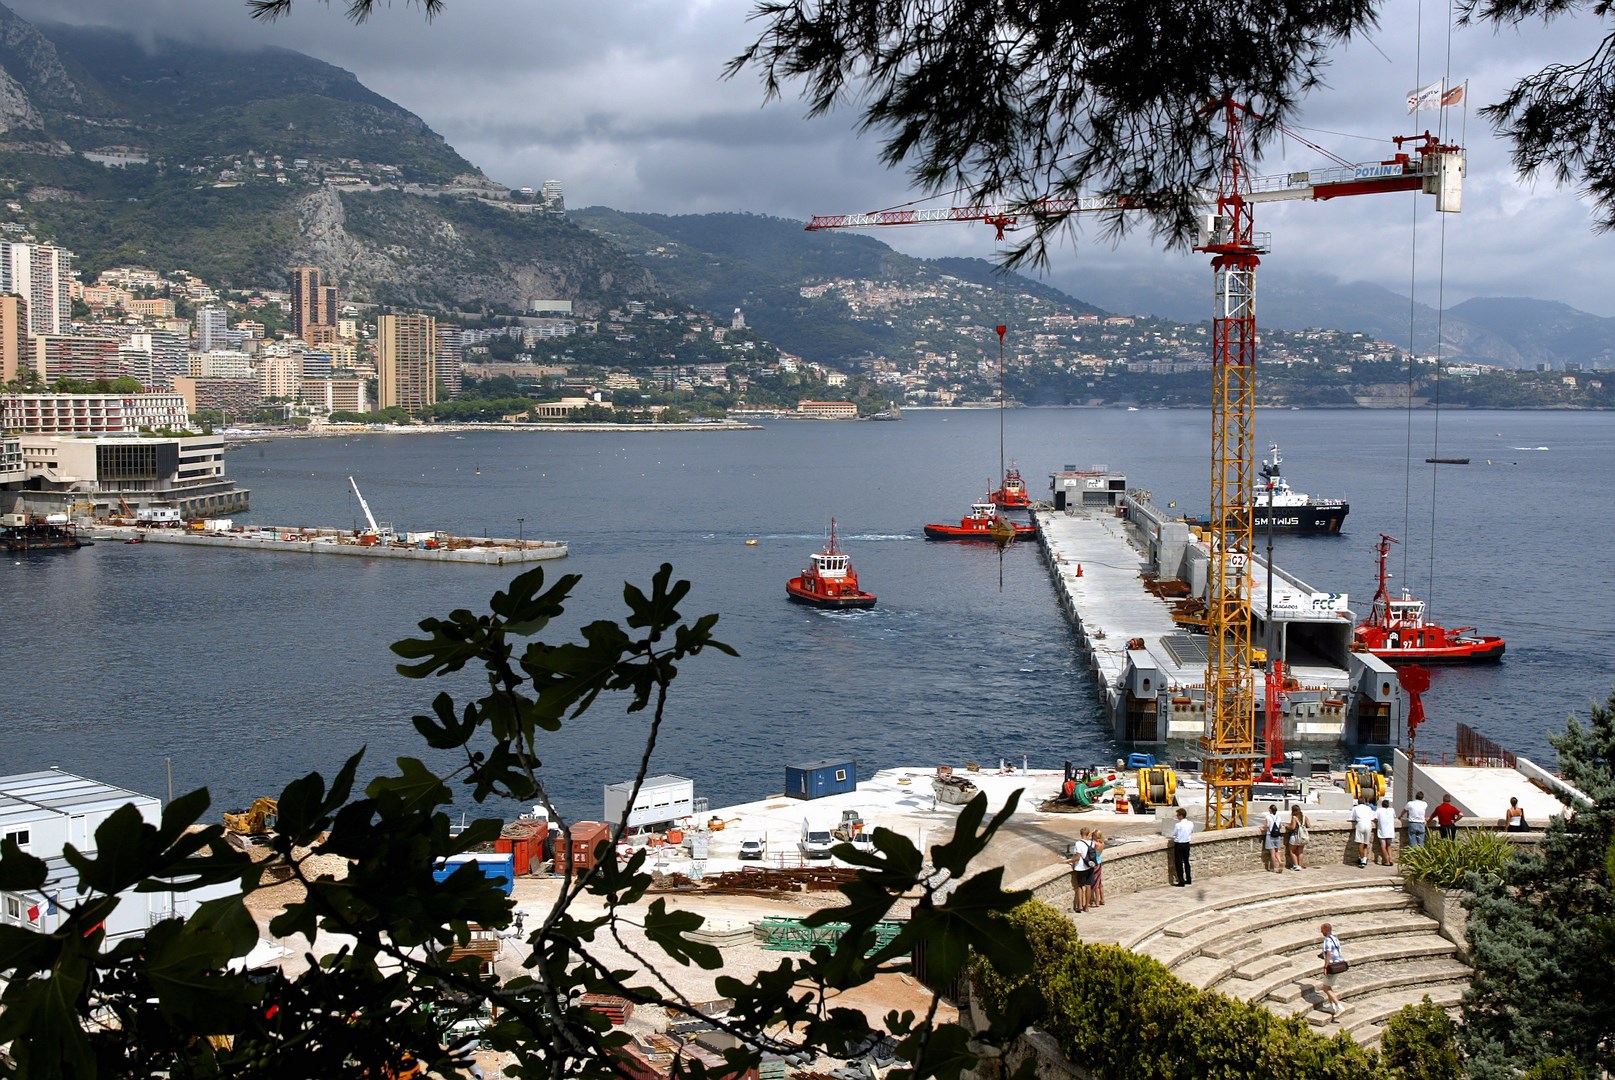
[0, 392, 189, 434]
[0, 241, 72, 336]
[376, 313, 436, 411]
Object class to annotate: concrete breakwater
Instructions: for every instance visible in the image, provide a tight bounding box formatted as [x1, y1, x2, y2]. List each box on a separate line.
[94, 525, 567, 565]
[1033, 490, 1399, 747]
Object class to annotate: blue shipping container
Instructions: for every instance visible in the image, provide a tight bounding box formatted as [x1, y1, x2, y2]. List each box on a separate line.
[785, 759, 856, 800]
[432, 853, 515, 896]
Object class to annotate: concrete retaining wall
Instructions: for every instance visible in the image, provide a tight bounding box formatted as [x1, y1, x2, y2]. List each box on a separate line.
[1013, 821, 1385, 909]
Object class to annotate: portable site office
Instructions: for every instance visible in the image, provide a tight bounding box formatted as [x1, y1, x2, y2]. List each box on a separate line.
[784, 759, 856, 800]
[602, 774, 695, 832]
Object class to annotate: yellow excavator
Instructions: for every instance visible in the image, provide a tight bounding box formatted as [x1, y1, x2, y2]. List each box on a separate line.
[223, 798, 279, 839]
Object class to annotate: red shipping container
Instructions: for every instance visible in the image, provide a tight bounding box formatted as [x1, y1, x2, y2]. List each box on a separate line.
[560, 821, 612, 874]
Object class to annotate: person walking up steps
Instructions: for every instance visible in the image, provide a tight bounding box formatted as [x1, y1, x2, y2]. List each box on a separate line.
[1170, 808, 1194, 886]
[1375, 797, 1397, 866]
[1400, 790, 1429, 848]
[1318, 922, 1347, 1019]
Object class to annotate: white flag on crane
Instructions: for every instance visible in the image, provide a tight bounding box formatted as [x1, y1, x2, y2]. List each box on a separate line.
[1406, 79, 1444, 113]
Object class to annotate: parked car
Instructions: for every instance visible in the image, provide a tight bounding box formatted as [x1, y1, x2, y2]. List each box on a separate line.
[738, 837, 766, 860]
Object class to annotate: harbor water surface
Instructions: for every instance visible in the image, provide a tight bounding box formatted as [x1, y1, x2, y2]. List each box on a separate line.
[3, 407, 1611, 821]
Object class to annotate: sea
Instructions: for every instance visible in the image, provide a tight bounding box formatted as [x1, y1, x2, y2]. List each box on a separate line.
[3, 407, 1612, 823]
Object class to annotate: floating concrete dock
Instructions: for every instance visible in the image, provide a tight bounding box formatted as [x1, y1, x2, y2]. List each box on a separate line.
[93, 525, 567, 565]
[1036, 469, 1399, 747]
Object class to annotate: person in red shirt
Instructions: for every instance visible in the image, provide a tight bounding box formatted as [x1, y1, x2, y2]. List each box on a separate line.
[1431, 794, 1464, 840]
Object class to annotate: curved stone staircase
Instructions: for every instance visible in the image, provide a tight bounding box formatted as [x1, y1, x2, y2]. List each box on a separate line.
[1104, 872, 1469, 1047]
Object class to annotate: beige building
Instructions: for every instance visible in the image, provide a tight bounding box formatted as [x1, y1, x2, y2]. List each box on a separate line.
[376, 313, 437, 411]
[0, 294, 24, 383]
[303, 377, 369, 414]
[795, 400, 859, 420]
[16, 433, 247, 517]
[257, 353, 303, 401]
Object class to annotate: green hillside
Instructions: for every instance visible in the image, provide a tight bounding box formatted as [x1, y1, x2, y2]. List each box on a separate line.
[572, 208, 1107, 364]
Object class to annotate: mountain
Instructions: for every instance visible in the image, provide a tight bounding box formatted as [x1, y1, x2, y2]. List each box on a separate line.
[0, 6, 655, 314]
[571, 208, 1106, 364]
[1048, 261, 1615, 368]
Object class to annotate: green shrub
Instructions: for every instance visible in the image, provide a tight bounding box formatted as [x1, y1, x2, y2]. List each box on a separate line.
[1522, 1056, 1594, 1080]
[971, 900, 1381, 1079]
[1381, 997, 1461, 1080]
[1399, 831, 1516, 890]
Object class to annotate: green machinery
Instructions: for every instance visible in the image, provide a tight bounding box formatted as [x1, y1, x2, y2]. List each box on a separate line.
[757, 917, 906, 954]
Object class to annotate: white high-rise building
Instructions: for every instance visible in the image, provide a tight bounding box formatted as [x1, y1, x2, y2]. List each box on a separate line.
[129, 329, 188, 390]
[0, 241, 73, 336]
[196, 305, 228, 352]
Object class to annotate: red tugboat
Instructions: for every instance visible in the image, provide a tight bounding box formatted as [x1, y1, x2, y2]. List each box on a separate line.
[989, 465, 1033, 510]
[923, 496, 1037, 542]
[1353, 534, 1504, 664]
[787, 519, 876, 608]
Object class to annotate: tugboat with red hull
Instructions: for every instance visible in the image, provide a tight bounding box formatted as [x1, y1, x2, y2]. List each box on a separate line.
[1353, 534, 1504, 664]
[924, 496, 1037, 542]
[989, 465, 1032, 511]
[787, 520, 876, 609]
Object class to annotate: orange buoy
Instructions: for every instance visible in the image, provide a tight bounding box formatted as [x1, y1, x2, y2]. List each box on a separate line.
[1076, 564, 1083, 577]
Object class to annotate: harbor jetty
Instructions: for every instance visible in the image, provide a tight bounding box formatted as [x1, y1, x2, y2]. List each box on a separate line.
[96, 524, 566, 565]
[1036, 467, 1399, 747]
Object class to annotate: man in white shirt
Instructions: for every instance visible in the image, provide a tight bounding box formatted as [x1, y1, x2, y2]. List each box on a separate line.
[1349, 798, 1375, 868]
[1399, 790, 1429, 848]
[1170, 807, 1194, 886]
[1374, 798, 1397, 866]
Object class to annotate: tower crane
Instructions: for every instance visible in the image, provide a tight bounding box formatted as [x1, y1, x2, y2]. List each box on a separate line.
[808, 102, 1463, 829]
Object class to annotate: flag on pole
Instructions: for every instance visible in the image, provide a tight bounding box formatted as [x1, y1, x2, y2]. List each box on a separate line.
[1440, 84, 1465, 107]
[1407, 80, 1444, 113]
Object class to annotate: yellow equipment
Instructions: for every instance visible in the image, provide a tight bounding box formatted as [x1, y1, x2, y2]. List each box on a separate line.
[1135, 767, 1177, 811]
[223, 797, 279, 836]
[1344, 765, 1386, 802]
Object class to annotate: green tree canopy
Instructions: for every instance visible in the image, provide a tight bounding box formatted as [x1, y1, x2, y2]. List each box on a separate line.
[1460, 690, 1615, 1078]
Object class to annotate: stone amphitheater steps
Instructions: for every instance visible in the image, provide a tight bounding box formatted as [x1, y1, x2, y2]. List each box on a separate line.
[1087, 867, 1473, 1045]
[1311, 975, 1466, 1046]
[1137, 886, 1419, 970]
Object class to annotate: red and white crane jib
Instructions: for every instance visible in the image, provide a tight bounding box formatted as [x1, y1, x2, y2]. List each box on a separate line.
[1243, 133, 1464, 212]
[804, 133, 1464, 235]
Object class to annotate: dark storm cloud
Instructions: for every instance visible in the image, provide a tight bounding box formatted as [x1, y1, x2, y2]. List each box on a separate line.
[12, 0, 1615, 314]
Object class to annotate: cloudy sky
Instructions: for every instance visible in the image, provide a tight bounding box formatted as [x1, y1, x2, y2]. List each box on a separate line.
[18, 0, 1615, 316]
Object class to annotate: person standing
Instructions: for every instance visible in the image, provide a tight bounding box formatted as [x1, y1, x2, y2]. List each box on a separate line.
[1262, 803, 1284, 873]
[1375, 798, 1397, 866]
[1170, 807, 1193, 886]
[1431, 794, 1464, 840]
[1399, 790, 1429, 848]
[1090, 829, 1107, 905]
[1286, 802, 1310, 870]
[1067, 828, 1094, 913]
[1349, 797, 1375, 868]
[1318, 922, 1346, 1019]
[1505, 797, 1528, 832]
